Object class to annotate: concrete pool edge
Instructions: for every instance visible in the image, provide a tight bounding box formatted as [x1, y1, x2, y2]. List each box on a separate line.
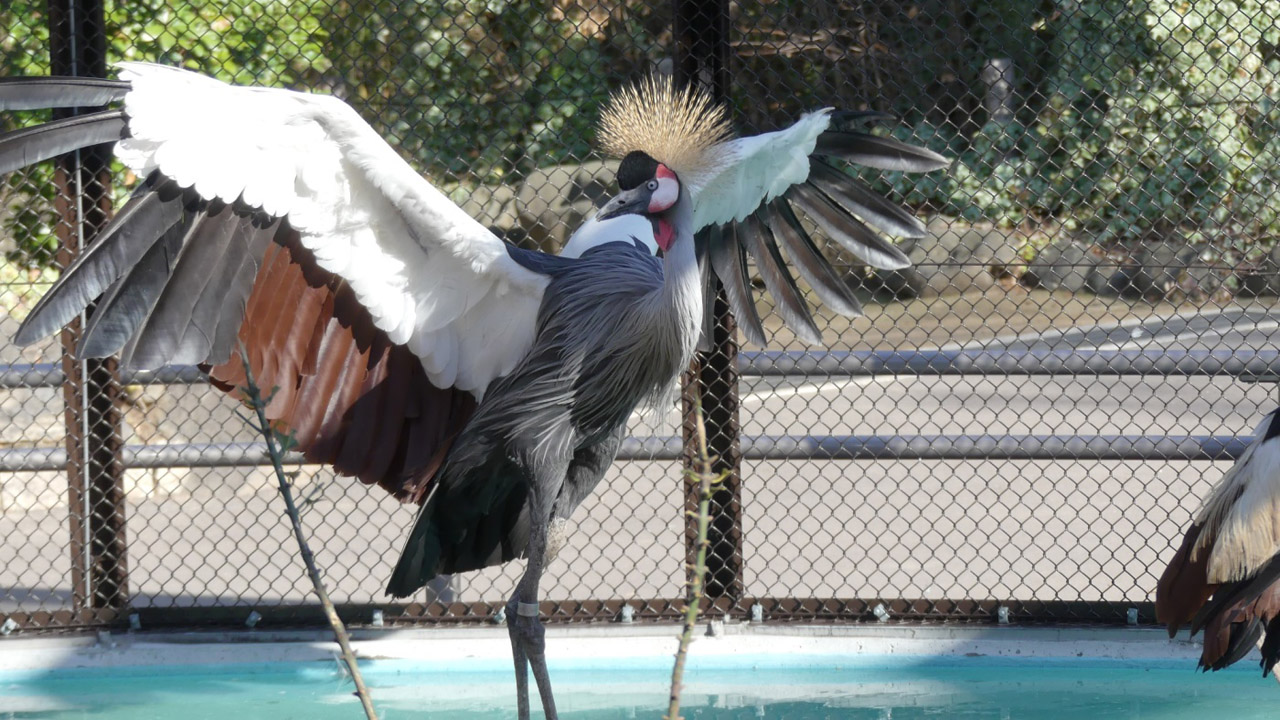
[0, 624, 1214, 676]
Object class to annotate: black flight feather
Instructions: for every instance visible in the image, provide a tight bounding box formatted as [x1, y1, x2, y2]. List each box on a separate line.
[787, 182, 911, 270]
[15, 174, 187, 346]
[169, 202, 252, 364]
[708, 223, 766, 347]
[204, 215, 280, 365]
[815, 130, 951, 173]
[695, 228, 716, 354]
[0, 110, 126, 174]
[78, 207, 200, 358]
[0, 76, 130, 111]
[739, 211, 822, 345]
[827, 110, 896, 127]
[763, 200, 861, 317]
[807, 161, 928, 239]
[125, 203, 241, 370]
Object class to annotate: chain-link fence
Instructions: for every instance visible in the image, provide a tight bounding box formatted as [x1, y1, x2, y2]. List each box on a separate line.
[1, 0, 1279, 633]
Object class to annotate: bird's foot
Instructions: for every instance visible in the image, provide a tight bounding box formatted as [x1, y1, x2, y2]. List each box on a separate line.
[507, 597, 557, 720]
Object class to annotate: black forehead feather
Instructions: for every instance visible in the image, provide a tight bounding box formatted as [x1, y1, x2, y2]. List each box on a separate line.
[617, 150, 659, 190]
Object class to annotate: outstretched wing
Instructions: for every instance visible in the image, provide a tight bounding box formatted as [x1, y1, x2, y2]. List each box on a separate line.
[571, 79, 948, 345]
[0, 63, 547, 501]
[698, 111, 948, 345]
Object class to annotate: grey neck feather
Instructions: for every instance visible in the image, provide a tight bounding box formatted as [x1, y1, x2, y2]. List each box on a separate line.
[651, 185, 702, 367]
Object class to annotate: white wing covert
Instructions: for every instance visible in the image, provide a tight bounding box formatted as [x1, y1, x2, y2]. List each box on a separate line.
[1, 62, 543, 396]
[0, 63, 566, 501]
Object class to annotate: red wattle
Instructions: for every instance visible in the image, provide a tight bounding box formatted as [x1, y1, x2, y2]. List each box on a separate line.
[655, 219, 675, 251]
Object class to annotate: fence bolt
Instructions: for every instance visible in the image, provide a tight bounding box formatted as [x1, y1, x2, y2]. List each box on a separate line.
[128, 613, 141, 631]
[1127, 608, 1139, 626]
[0, 618, 16, 636]
[245, 611, 262, 628]
[750, 603, 764, 623]
[873, 603, 891, 622]
[707, 619, 724, 637]
[492, 606, 507, 626]
[619, 604, 635, 623]
[997, 606, 1009, 625]
[371, 610, 384, 627]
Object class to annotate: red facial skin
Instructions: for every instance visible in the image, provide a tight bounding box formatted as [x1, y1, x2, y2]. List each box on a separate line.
[650, 164, 679, 251]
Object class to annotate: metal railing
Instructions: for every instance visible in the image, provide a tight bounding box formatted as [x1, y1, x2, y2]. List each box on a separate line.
[2, 0, 1279, 634]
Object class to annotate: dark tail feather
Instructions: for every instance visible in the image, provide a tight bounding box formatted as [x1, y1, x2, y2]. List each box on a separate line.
[0, 76, 130, 111]
[740, 211, 821, 344]
[387, 489, 447, 598]
[788, 182, 910, 271]
[14, 174, 188, 346]
[708, 223, 766, 346]
[764, 200, 861, 318]
[808, 161, 928, 239]
[0, 110, 126, 174]
[387, 449, 531, 597]
[815, 130, 951, 173]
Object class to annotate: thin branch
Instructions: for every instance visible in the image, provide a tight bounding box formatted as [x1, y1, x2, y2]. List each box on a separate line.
[235, 344, 379, 720]
[666, 396, 723, 720]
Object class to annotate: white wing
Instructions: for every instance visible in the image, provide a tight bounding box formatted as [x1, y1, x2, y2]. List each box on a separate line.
[564, 107, 950, 344]
[688, 110, 831, 228]
[4, 62, 543, 396]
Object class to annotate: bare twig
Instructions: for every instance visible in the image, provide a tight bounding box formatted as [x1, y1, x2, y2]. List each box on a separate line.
[666, 397, 723, 720]
[235, 345, 379, 720]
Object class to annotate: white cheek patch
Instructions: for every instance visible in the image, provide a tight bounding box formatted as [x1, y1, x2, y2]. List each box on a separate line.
[648, 177, 679, 212]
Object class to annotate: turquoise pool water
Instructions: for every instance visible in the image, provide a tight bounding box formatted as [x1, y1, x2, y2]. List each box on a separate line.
[2, 655, 1276, 719]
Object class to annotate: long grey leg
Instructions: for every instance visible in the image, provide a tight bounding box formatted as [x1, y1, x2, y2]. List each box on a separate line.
[508, 453, 566, 720]
[508, 593, 532, 719]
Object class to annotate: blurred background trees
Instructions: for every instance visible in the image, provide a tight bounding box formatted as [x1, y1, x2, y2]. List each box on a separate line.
[4, 0, 1280, 272]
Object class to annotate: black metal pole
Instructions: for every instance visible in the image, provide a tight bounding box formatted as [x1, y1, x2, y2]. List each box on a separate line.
[48, 0, 128, 615]
[674, 0, 743, 608]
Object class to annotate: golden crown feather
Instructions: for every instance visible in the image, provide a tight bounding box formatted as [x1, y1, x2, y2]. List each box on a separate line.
[597, 73, 734, 180]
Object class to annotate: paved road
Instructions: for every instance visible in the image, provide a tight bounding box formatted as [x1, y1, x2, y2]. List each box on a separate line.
[3, 291, 1280, 617]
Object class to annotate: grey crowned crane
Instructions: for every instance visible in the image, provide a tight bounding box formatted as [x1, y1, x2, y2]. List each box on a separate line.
[1158, 408, 1280, 674]
[0, 63, 947, 719]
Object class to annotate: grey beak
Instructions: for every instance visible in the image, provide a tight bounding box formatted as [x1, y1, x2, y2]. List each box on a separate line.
[595, 186, 650, 221]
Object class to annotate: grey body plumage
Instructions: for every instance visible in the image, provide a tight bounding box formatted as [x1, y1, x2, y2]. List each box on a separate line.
[387, 184, 701, 720]
[388, 196, 700, 593]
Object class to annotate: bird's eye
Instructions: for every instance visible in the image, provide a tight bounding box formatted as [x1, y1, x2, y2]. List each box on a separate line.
[646, 179, 659, 191]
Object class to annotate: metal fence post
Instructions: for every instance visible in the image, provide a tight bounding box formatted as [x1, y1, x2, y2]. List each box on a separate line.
[674, 0, 744, 609]
[48, 0, 128, 616]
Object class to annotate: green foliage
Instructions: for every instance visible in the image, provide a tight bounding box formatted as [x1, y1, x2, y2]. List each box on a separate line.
[882, 0, 1280, 259]
[9, 0, 1279, 266]
[0, 0, 660, 267]
[0, 2, 56, 266]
